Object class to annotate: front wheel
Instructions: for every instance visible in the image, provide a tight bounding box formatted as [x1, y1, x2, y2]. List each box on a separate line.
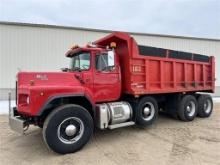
[43, 104, 93, 154]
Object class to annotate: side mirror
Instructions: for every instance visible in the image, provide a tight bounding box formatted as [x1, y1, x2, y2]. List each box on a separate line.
[107, 50, 115, 67]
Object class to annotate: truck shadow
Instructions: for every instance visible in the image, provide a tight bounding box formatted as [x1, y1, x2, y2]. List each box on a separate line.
[10, 112, 180, 157]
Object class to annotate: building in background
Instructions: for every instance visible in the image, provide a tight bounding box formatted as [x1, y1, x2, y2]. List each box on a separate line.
[0, 21, 220, 99]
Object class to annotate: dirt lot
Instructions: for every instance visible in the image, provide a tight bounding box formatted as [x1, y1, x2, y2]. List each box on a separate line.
[0, 104, 220, 165]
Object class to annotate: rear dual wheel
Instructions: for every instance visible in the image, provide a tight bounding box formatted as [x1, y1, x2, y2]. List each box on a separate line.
[177, 95, 198, 121]
[171, 94, 213, 121]
[197, 94, 213, 118]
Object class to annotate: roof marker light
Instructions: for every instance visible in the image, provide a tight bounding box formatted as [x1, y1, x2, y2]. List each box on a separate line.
[110, 42, 116, 48]
[70, 44, 79, 49]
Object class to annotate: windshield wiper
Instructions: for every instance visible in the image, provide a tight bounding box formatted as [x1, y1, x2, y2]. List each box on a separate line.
[72, 67, 81, 72]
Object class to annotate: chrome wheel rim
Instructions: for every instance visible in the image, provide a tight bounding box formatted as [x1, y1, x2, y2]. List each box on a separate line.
[204, 99, 212, 114]
[186, 101, 196, 117]
[142, 102, 155, 121]
[65, 124, 77, 136]
[57, 117, 84, 144]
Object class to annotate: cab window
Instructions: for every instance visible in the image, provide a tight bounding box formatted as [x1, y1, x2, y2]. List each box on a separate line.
[96, 53, 108, 71]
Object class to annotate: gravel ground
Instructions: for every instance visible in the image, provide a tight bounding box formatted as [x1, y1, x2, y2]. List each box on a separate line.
[0, 103, 220, 165]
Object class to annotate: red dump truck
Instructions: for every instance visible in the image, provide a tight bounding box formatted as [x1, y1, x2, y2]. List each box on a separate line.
[9, 32, 215, 154]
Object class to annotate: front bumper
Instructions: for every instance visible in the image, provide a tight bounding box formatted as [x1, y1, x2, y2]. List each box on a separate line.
[9, 107, 27, 134]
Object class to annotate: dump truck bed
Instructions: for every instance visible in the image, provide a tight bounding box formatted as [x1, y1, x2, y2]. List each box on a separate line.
[95, 32, 215, 95]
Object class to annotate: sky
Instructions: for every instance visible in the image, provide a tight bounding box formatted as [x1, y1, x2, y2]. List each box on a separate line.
[0, 0, 220, 39]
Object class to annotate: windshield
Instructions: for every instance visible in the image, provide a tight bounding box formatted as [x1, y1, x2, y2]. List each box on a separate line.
[70, 52, 90, 71]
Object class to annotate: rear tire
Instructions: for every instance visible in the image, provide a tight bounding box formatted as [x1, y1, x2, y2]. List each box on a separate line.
[135, 96, 158, 126]
[43, 104, 93, 154]
[177, 95, 198, 122]
[197, 94, 213, 118]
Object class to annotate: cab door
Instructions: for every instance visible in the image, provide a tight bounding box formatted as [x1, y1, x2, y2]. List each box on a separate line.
[93, 51, 121, 102]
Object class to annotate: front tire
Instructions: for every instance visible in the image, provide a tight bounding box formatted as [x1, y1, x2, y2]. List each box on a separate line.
[43, 104, 93, 154]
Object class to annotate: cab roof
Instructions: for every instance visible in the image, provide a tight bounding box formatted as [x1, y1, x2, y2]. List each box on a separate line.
[65, 47, 104, 57]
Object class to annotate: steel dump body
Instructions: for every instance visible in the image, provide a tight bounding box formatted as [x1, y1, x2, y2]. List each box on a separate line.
[95, 32, 215, 95]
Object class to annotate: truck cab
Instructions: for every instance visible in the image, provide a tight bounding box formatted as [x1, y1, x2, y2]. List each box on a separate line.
[65, 45, 121, 103]
[9, 42, 135, 154]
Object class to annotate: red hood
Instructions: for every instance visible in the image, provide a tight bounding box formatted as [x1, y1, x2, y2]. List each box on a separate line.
[16, 72, 87, 116]
[17, 71, 81, 87]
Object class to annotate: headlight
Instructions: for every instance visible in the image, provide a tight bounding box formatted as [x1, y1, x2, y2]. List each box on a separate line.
[18, 94, 29, 105]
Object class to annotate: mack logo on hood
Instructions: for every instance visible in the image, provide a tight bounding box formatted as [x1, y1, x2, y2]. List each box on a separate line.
[36, 74, 48, 80]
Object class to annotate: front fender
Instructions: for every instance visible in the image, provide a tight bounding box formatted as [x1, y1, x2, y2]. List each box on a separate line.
[37, 93, 95, 116]
[22, 85, 95, 116]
